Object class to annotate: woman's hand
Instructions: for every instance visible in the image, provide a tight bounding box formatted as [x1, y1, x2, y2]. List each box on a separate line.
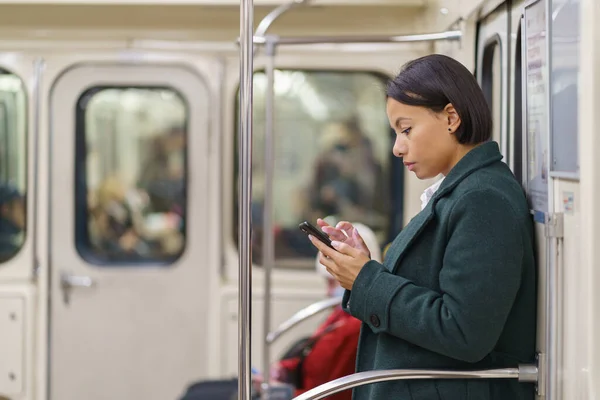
[316, 219, 371, 258]
[309, 224, 372, 290]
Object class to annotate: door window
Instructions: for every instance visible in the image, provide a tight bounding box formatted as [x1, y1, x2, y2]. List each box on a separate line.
[75, 87, 188, 265]
[0, 69, 26, 264]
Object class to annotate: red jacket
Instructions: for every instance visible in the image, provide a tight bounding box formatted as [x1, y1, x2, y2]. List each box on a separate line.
[279, 307, 361, 400]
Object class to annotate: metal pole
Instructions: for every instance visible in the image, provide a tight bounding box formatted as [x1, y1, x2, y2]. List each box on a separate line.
[239, 0, 254, 399]
[32, 58, 44, 278]
[255, 0, 311, 38]
[261, 39, 276, 400]
[251, 30, 462, 45]
[254, 2, 311, 397]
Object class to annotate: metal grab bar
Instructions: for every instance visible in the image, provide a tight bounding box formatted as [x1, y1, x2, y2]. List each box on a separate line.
[292, 365, 539, 400]
[255, 4, 312, 398]
[252, 30, 463, 45]
[266, 296, 342, 344]
[239, 0, 254, 399]
[255, 0, 311, 38]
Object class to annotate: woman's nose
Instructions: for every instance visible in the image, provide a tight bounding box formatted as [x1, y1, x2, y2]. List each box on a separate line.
[393, 137, 407, 158]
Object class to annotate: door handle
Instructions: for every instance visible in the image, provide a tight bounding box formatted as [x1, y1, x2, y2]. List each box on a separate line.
[60, 272, 96, 290]
[60, 272, 96, 304]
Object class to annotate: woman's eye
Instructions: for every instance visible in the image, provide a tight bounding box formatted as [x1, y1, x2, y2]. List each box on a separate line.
[401, 127, 411, 135]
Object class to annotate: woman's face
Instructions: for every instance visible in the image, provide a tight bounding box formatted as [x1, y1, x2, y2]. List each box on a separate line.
[386, 98, 461, 179]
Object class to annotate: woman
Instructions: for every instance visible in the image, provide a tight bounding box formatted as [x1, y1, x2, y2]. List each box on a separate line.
[308, 54, 537, 400]
[274, 223, 381, 400]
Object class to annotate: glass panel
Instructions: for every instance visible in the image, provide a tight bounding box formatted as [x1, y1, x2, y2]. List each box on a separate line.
[235, 70, 395, 269]
[76, 87, 187, 265]
[551, 0, 580, 175]
[0, 70, 27, 263]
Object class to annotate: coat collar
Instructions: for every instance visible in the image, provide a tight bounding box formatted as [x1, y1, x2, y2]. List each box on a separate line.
[383, 141, 503, 272]
[433, 141, 503, 201]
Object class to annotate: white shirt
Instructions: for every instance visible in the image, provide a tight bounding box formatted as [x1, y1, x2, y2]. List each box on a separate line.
[420, 177, 445, 210]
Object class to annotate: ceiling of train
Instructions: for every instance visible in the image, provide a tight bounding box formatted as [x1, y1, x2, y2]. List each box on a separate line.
[0, 0, 466, 42]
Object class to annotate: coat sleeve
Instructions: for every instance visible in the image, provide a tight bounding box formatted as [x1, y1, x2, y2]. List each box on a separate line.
[344, 189, 526, 363]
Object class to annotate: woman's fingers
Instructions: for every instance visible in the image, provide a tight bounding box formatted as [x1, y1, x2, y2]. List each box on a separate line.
[316, 218, 330, 228]
[336, 221, 355, 238]
[316, 218, 346, 240]
[318, 252, 337, 272]
[321, 226, 347, 241]
[353, 228, 371, 258]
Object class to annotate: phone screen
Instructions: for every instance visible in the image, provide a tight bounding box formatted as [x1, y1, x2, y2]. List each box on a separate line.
[298, 221, 335, 250]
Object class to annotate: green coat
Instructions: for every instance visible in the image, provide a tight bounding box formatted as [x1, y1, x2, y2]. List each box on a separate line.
[342, 141, 537, 400]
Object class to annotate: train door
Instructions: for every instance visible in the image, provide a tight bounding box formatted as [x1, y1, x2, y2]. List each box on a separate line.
[0, 64, 32, 400]
[48, 63, 211, 400]
[477, 2, 510, 165]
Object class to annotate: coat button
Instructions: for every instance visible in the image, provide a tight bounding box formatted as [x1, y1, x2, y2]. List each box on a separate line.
[369, 314, 380, 327]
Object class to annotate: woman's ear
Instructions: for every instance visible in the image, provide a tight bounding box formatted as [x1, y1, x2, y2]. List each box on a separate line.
[444, 103, 461, 133]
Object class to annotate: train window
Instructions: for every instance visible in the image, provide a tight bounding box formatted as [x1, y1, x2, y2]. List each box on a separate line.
[0, 69, 26, 264]
[481, 38, 503, 146]
[550, 0, 580, 175]
[75, 87, 187, 265]
[234, 70, 400, 269]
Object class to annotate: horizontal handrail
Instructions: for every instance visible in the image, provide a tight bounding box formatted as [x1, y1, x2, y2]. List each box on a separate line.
[292, 364, 539, 400]
[252, 30, 463, 45]
[266, 296, 342, 344]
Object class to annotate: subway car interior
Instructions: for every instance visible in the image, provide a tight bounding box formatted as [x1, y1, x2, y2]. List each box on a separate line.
[0, 0, 597, 399]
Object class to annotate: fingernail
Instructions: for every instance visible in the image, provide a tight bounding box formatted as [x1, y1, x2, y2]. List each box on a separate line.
[331, 241, 341, 248]
[308, 235, 314, 241]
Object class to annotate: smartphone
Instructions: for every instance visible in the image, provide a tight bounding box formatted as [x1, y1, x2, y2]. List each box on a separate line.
[298, 221, 335, 250]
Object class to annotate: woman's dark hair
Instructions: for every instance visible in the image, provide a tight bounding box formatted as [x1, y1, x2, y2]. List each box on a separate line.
[386, 54, 492, 144]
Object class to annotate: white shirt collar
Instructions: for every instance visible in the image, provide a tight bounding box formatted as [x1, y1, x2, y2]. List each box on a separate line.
[420, 177, 445, 210]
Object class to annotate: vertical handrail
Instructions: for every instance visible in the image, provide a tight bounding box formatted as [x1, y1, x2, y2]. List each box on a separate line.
[261, 40, 276, 400]
[239, 0, 254, 399]
[255, 2, 312, 398]
[32, 58, 44, 278]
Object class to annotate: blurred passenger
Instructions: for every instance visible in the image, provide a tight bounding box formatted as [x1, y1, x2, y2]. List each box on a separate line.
[89, 177, 184, 260]
[0, 183, 24, 261]
[88, 177, 149, 259]
[138, 126, 185, 217]
[307, 118, 387, 230]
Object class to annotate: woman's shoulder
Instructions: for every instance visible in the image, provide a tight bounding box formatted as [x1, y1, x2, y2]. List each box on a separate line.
[441, 163, 530, 219]
[456, 163, 525, 200]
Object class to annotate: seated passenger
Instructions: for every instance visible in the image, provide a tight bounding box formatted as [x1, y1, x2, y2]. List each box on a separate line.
[0, 184, 24, 261]
[270, 223, 382, 399]
[305, 119, 387, 229]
